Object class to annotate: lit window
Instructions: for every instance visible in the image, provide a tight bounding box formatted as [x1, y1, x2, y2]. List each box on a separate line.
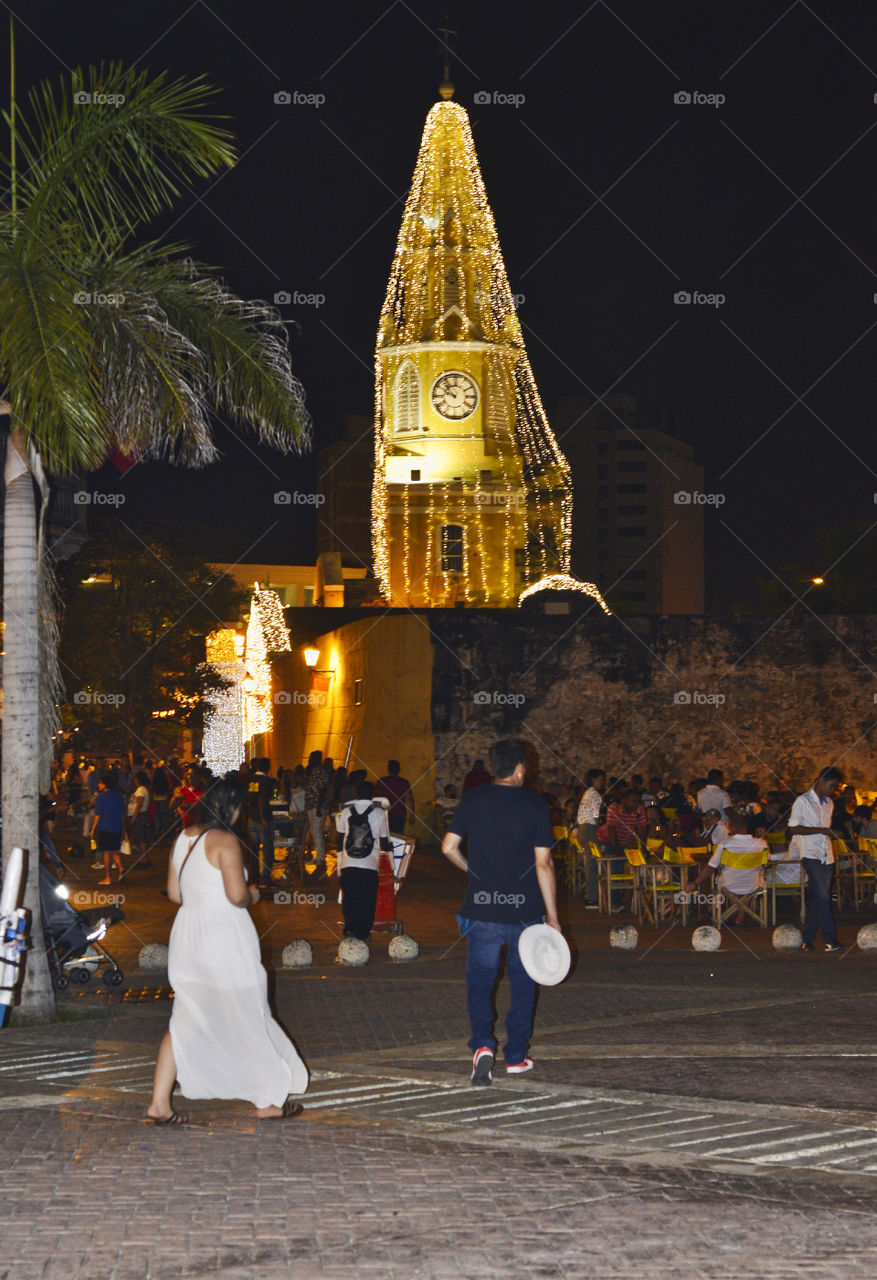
[354, 678, 363, 706]
[395, 361, 420, 433]
[441, 524, 464, 572]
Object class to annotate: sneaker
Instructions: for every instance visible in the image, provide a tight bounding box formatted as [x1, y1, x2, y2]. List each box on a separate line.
[506, 1057, 534, 1075]
[471, 1047, 494, 1086]
[824, 942, 842, 953]
[91, 861, 104, 870]
[800, 941, 814, 952]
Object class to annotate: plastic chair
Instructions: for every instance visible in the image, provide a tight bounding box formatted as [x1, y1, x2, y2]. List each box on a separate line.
[853, 838, 877, 909]
[589, 841, 634, 915]
[766, 854, 805, 925]
[623, 847, 657, 925]
[711, 846, 769, 928]
[662, 846, 699, 926]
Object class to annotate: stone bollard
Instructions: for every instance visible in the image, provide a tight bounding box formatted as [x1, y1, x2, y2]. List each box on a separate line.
[692, 926, 721, 951]
[857, 923, 877, 951]
[388, 933, 420, 962]
[139, 943, 169, 972]
[772, 924, 803, 951]
[282, 940, 313, 968]
[609, 924, 638, 951]
[337, 937, 369, 966]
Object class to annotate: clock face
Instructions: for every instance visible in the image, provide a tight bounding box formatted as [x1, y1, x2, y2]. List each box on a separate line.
[431, 371, 479, 421]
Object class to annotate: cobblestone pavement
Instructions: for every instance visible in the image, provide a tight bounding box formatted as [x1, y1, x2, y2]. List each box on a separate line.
[7, 839, 877, 1277]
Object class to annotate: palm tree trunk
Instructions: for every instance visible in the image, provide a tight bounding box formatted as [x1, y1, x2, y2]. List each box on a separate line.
[3, 430, 56, 1020]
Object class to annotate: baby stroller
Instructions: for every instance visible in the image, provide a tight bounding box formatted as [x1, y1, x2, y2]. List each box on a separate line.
[40, 864, 126, 989]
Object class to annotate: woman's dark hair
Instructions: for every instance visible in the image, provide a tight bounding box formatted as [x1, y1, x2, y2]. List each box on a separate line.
[200, 777, 245, 830]
[135, 770, 150, 788]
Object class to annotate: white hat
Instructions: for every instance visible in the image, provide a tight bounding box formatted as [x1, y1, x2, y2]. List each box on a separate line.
[518, 924, 571, 986]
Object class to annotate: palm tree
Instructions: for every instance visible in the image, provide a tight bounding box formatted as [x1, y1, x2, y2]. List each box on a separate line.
[1, 62, 310, 1020]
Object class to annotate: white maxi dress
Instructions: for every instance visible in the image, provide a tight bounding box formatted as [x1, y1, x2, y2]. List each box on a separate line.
[168, 830, 308, 1108]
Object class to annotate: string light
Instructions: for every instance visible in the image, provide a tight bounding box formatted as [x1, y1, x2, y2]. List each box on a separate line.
[518, 574, 611, 614]
[371, 98, 584, 607]
[203, 629, 246, 775]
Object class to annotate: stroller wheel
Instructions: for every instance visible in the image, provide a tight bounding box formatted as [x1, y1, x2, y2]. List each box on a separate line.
[53, 973, 70, 990]
[71, 966, 91, 985]
[107, 969, 125, 986]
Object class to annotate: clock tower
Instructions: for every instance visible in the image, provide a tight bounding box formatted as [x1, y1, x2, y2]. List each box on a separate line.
[372, 90, 582, 608]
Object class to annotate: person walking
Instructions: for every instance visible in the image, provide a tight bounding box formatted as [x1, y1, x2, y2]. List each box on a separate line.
[335, 780, 390, 941]
[442, 739, 559, 1086]
[304, 750, 330, 876]
[376, 760, 415, 836]
[147, 777, 308, 1124]
[246, 757, 276, 889]
[574, 768, 606, 907]
[91, 773, 126, 884]
[127, 770, 152, 869]
[789, 766, 844, 952]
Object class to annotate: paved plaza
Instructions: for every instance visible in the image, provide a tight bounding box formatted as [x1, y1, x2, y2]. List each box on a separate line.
[6, 837, 877, 1279]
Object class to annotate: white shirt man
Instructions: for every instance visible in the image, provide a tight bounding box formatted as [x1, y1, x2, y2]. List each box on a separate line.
[697, 780, 731, 820]
[576, 786, 602, 827]
[708, 833, 768, 895]
[788, 789, 835, 865]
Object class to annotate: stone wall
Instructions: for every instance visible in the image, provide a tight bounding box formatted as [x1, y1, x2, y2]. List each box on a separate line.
[429, 612, 877, 794]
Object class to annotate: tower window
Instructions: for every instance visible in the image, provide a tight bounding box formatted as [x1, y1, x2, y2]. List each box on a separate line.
[395, 360, 420, 433]
[410, 469, 421, 481]
[440, 524, 464, 572]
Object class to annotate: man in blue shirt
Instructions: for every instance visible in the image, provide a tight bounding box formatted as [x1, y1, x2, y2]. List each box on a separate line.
[91, 774, 126, 884]
[442, 739, 559, 1086]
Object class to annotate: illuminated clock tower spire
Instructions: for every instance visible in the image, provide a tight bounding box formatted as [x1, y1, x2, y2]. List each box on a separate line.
[372, 83, 608, 611]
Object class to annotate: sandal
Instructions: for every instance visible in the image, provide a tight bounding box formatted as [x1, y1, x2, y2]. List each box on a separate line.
[148, 1110, 189, 1126]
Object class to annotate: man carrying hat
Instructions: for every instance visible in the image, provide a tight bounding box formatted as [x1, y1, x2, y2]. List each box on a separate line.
[442, 739, 560, 1086]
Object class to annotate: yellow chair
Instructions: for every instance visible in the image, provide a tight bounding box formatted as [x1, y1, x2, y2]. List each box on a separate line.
[623, 847, 659, 925]
[765, 831, 786, 848]
[853, 838, 877, 909]
[711, 846, 769, 928]
[765, 853, 805, 925]
[662, 846, 699, 925]
[831, 838, 854, 911]
[590, 841, 634, 915]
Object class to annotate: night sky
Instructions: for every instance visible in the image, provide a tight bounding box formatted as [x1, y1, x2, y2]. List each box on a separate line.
[18, 0, 877, 609]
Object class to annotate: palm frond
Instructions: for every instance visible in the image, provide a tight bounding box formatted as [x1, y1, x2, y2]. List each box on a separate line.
[6, 65, 235, 244]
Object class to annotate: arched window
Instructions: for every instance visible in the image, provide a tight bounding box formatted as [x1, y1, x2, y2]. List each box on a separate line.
[394, 361, 420, 433]
[441, 524, 464, 573]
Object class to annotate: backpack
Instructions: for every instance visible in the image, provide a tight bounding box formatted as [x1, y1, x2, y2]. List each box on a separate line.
[344, 804, 376, 860]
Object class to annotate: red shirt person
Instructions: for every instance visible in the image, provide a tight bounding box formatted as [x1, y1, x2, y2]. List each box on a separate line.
[462, 759, 491, 793]
[376, 760, 414, 836]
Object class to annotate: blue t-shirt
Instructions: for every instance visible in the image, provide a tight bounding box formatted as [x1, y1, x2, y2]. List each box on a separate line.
[94, 789, 125, 834]
[450, 784, 553, 923]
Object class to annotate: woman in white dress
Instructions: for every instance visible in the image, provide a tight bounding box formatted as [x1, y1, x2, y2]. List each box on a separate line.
[147, 777, 308, 1124]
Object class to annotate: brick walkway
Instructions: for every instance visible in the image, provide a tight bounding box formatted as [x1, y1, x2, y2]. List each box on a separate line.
[7, 836, 877, 1277]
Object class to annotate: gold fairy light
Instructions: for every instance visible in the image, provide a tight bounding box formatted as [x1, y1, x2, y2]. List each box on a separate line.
[519, 574, 611, 613]
[371, 97, 600, 608]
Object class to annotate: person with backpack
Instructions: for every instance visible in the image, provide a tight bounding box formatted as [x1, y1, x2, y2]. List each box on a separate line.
[334, 781, 390, 941]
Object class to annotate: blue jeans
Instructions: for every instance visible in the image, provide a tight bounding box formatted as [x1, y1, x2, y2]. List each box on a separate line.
[802, 858, 838, 946]
[458, 916, 540, 1065]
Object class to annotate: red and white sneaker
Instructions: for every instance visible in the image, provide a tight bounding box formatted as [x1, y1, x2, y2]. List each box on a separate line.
[471, 1047, 495, 1086]
[506, 1057, 534, 1075]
